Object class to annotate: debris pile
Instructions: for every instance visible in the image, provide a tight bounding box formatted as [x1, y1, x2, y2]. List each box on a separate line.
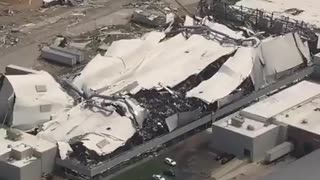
[42, 0, 85, 7]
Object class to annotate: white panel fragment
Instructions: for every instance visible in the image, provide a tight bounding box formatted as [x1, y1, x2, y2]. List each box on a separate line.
[187, 47, 254, 103]
[7, 72, 73, 131]
[57, 142, 73, 160]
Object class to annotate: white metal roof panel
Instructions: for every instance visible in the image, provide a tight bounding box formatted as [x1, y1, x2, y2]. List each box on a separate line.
[6, 72, 73, 131]
[186, 47, 254, 103]
[74, 31, 235, 95]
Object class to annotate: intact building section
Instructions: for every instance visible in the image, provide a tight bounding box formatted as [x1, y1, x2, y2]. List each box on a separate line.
[211, 80, 320, 162]
[211, 114, 284, 161]
[274, 96, 320, 157]
[0, 127, 57, 180]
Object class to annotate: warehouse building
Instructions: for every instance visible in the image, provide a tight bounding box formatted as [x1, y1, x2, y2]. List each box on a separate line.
[211, 80, 320, 161]
[211, 115, 284, 161]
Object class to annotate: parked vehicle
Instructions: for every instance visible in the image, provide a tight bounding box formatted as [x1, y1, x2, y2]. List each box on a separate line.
[164, 157, 177, 166]
[220, 154, 235, 165]
[214, 155, 222, 161]
[163, 169, 176, 177]
[152, 174, 166, 180]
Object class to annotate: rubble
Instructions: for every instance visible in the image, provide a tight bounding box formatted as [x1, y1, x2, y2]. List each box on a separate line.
[42, 0, 85, 7]
[0, 9, 15, 16]
[131, 9, 166, 27]
[0, 34, 19, 48]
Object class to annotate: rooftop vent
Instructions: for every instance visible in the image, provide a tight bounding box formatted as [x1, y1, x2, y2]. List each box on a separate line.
[301, 119, 308, 124]
[231, 116, 245, 127]
[6, 128, 22, 141]
[247, 125, 255, 131]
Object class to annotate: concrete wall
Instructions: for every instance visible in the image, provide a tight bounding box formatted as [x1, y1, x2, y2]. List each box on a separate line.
[252, 126, 283, 161]
[287, 126, 320, 157]
[0, 159, 41, 180]
[211, 125, 283, 161]
[211, 125, 253, 159]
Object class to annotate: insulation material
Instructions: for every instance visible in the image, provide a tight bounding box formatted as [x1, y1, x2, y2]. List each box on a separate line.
[6, 72, 73, 131]
[186, 47, 254, 103]
[74, 31, 235, 95]
[38, 101, 137, 155]
[236, 0, 320, 27]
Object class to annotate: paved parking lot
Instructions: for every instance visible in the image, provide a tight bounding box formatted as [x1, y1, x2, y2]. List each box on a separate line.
[110, 129, 221, 180]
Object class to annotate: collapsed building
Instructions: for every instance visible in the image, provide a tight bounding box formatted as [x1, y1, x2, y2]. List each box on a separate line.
[0, 2, 318, 179]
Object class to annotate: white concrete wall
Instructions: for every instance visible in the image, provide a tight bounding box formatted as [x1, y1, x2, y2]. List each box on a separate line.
[0, 159, 41, 180]
[211, 124, 283, 161]
[211, 125, 253, 159]
[252, 126, 283, 161]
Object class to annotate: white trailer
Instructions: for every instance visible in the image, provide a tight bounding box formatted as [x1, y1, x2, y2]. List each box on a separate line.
[265, 141, 294, 163]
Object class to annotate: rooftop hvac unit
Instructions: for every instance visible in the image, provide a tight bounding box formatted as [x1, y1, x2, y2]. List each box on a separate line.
[231, 116, 245, 127]
[6, 128, 22, 141]
[247, 125, 255, 131]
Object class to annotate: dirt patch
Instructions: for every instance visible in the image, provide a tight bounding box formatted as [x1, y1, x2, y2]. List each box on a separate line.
[0, 0, 43, 10]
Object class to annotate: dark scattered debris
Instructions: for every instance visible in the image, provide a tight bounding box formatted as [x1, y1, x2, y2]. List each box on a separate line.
[133, 89, 209, 141]
[0, 9, 16, 16]
[173, 51, 236, 94]
[131, 9, 166, 28]
[284, 8, 304, 16]
[42, 0, 85, 8]
[0, 34, 19, 47]
[124, 0, 169, 10]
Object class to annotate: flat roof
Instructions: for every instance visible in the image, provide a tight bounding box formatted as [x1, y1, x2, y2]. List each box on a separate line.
[213, 114, 278, 138]
[0, 128, 56, 156]
[240, 80, 320, 122]
[260, 149, 320, 180]
[274, 96, 320, 135]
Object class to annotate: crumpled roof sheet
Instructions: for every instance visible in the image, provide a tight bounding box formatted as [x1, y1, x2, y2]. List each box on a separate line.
[74, 31, 235, 94]
[7, 71, 73, 131]
[251, 33, 309, 88]
[38, 98, 143, 155]
[186, 47, 254, 103]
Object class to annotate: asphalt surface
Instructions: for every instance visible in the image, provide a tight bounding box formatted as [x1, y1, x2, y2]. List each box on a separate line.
[110, 130, 220, 180]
